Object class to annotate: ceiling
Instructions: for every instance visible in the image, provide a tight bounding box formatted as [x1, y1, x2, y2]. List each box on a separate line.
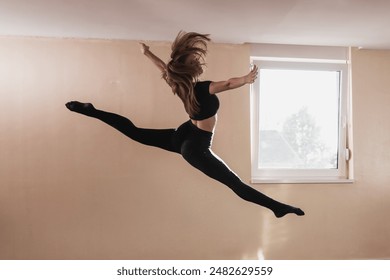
[1, 0, 390, 49]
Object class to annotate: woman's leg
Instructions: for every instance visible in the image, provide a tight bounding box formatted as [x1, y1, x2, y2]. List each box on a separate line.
[181, 142, 304, 218]
[65, 101, 180, 153]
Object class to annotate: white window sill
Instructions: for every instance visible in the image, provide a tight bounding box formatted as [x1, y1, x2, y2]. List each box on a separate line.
[251, 178, 355, 184]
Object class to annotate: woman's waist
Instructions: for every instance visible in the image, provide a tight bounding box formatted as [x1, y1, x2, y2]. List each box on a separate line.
[190, 115, 217, 133]
[174, 119, 214, 149]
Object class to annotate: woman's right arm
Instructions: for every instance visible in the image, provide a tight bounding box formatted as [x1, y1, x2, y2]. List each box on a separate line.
[209, 65, 258, 94]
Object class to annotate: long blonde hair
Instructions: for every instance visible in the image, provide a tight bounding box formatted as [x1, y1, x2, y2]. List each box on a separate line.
[165, 31, 211, 116]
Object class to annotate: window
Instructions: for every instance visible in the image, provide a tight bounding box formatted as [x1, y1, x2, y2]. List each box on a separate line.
[250, 52, 353, 184]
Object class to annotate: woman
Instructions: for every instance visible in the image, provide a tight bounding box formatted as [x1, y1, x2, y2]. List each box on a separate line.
[66, 31, 304, 218]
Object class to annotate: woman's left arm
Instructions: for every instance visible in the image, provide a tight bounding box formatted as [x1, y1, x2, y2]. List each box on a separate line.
[209, 65, 258, 94]
[140, 43, 167, 73]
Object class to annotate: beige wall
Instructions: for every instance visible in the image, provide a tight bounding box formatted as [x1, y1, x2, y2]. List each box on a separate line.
[0, 37, 389, 260]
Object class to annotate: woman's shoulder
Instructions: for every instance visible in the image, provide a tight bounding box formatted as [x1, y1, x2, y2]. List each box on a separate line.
[195, 80, 212, 94]
[196, 80, 212, 86]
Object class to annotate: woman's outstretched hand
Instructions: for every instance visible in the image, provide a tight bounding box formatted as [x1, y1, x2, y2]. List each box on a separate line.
[245, 65, 258, 84]
[139, 42, 150, 55]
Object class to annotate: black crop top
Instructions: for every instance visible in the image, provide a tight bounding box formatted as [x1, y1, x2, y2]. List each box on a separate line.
[189, 81, 220, 120]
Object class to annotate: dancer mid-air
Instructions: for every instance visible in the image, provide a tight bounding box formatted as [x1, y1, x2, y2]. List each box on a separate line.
[66, 31, 304, 218]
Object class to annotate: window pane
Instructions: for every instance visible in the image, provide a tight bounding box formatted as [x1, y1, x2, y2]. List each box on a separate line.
[258, 69, 340, 169]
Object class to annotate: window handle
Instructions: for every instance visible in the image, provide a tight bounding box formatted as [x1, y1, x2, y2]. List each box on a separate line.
[345, 148, 351, 161]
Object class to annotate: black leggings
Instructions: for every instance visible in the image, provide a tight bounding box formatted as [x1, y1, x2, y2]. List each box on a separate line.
[79, 107, 303, 217]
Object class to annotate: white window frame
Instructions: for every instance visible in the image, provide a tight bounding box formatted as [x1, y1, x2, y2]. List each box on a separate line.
[250, 54, 353, 184]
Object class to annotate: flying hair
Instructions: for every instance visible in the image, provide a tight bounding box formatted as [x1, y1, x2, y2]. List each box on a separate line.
[165, 31, 211, 116]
